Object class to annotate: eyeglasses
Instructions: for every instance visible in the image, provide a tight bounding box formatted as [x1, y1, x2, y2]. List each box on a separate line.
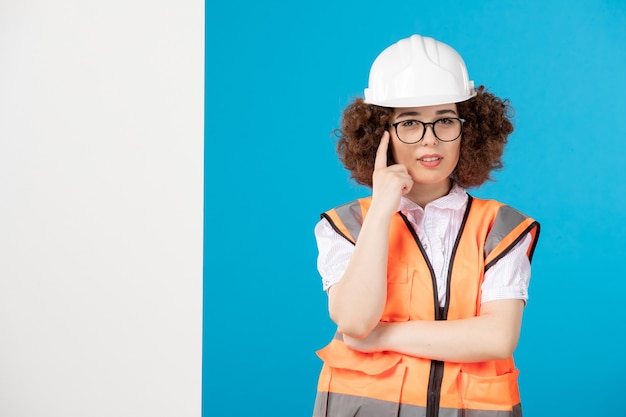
[391, 117, 465, 144]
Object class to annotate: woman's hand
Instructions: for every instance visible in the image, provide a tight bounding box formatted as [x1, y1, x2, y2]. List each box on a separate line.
[369, 131, 414, 219]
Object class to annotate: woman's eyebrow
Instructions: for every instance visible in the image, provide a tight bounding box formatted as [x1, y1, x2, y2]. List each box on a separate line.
[395, 111, 420, 118]
[395, 109, 458, 119]
[436, 109, 458, 115]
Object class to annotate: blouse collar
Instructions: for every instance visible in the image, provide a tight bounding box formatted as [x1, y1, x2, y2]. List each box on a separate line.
[398, 183, 468, 214]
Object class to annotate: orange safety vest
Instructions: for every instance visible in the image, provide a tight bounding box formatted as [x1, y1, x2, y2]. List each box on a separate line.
[313, 195, 540, 417]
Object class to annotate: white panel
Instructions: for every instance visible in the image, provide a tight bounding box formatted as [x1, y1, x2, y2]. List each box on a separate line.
[0, 1, 204, 416]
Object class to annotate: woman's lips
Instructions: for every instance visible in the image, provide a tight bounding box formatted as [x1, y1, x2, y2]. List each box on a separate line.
[418, 154, 442, 168]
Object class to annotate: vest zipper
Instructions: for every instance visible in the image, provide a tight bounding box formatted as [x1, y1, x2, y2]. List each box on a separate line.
[400, 198, 474, 417]
[427, 360, 444, 417]
[400, 214, 445, 417]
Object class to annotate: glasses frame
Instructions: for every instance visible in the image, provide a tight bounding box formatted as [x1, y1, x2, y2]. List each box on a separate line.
[391, 117, 466, 144]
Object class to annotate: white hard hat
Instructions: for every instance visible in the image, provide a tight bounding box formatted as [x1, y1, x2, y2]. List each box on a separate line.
[364, 35, 476, 108]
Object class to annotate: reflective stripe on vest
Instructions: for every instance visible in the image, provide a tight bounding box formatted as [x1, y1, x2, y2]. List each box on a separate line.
[313, 392, 524, 417]
[314, 195, 539, 417]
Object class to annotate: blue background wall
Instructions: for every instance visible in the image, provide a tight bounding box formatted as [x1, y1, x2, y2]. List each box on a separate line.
[205, 1, 626, 415]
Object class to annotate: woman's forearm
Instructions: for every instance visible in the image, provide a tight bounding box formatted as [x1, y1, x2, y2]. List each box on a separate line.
[327, 209, 392, 338]
[344, 299, 525, 362]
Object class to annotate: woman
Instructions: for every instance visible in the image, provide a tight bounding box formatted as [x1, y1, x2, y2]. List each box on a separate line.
[313, 35, 540, 417]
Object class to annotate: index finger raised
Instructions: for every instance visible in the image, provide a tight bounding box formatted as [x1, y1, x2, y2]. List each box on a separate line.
[374, 131, 390, 171]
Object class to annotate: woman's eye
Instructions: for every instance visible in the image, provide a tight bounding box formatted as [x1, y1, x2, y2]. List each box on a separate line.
[401, 120, 419, 127]
[438, 118, 453, 125]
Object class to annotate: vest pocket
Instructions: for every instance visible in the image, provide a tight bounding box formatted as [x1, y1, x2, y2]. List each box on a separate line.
[317, 345, 406, 417]
[386, 261, 409, 284]
[457, 369, 520, 411]
[383, 262, 411, 322]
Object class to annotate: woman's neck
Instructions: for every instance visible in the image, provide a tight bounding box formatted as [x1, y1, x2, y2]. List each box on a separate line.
[405, 180, 453, 208]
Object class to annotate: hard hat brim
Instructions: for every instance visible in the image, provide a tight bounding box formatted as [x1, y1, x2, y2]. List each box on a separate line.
[364, 91, 477, 108]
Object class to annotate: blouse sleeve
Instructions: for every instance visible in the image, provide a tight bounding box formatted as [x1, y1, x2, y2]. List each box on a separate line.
[481, 233, 533, 305]
[314, 217, 354, 291]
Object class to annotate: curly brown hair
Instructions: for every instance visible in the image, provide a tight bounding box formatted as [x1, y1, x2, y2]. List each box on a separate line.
[335, 86, 514, 189]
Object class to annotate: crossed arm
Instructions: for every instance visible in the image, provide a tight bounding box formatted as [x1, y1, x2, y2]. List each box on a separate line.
[339, 299, 524, 363]
[328, 225, 527, 364]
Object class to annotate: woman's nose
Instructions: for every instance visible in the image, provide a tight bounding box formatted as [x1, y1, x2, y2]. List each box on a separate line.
[421, 123, 439, 146]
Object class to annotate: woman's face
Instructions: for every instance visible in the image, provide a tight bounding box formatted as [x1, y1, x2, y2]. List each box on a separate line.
[389, 103, 462, 190]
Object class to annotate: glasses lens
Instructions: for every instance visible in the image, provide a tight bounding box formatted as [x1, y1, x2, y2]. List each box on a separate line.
[396, 121, 424, 144]
[433, 118, 462, 141]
